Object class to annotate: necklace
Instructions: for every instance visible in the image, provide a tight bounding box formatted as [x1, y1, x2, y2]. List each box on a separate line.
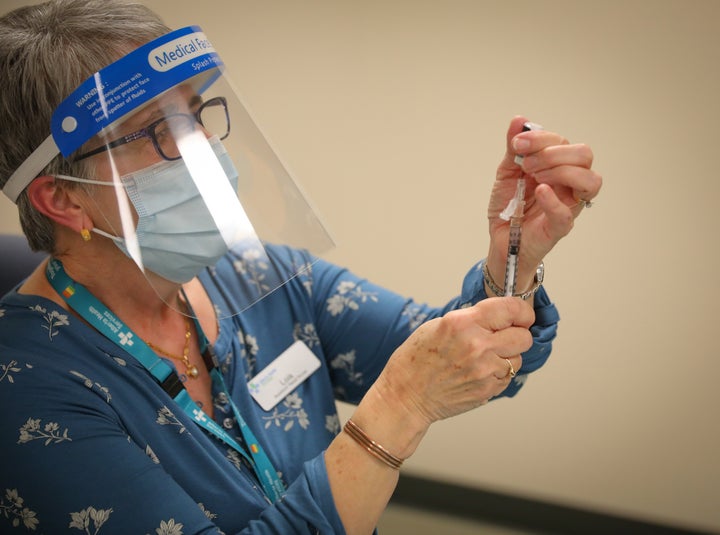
[145, 317, 199, 379]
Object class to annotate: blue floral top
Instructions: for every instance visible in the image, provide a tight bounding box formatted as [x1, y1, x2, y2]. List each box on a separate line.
[0, 244, 558, 534]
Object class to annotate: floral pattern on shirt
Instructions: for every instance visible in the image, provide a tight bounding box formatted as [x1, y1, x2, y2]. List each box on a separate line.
[262, 393, 309, 431]
[69, 506, 113, 534]
[198, 502, 217, 521]
[326, 281, 379, 316]
[401, 302, 428, 332]
[70, 371, 112, 403]
[330, 350, 363, 385]
[17, 418, 71, 446]
[0, 489, 39, 531]
[293, 323, 320, 348]
[156, 406, 187, 435]
[232, 248, 271, 297]
[145, 445, 160, 464]
[0, 360, 32, 384]
[290, 259, 315, 298]
[29, 304, 69, 341]
[324, 414, 340, 435]
[237, 328, 259, 379]
[149, 518, 184, 535]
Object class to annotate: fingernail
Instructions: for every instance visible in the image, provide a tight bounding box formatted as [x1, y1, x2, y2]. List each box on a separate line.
[513, 137, 530, 152]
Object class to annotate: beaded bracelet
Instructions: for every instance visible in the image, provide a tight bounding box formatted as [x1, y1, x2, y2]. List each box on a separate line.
[343, 419, 404, 470]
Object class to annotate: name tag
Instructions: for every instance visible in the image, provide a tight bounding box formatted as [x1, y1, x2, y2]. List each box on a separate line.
[248, 341, 321, 411]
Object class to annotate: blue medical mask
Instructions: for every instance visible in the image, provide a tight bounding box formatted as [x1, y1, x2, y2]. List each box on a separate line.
[92, 140, 244, 283]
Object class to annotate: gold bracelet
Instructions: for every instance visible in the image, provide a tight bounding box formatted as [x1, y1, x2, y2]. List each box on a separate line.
[343, 419, 404, 470]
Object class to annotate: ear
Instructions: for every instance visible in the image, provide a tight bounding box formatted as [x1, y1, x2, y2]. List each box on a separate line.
[27, 176, 93, 233]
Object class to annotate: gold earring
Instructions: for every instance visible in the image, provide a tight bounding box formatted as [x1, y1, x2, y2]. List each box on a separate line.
[80, 228, 91, 242]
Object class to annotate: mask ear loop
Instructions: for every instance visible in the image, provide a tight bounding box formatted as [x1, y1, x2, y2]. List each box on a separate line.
[52, 174, 129, 247]
[91, 227, 123, 243]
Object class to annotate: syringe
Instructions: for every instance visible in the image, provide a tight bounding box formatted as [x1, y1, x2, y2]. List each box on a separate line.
[502, 178, 525, 296]
[502, 121, 541, 296]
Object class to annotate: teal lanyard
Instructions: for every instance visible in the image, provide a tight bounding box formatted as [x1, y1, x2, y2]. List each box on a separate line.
[45, 258, 286, 503]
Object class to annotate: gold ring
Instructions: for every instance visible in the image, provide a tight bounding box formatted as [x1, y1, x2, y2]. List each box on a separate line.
[505, 359, 516, 379]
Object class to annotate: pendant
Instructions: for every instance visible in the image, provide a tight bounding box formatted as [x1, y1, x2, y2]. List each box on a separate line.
[186, 364, 200, 379]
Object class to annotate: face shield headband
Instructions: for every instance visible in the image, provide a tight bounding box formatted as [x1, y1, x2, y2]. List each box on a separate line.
[5, 26, 223, 201]
[6, 26, 334, 319]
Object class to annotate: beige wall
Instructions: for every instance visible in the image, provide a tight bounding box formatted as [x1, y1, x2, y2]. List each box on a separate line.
[2, 0, 719, 532]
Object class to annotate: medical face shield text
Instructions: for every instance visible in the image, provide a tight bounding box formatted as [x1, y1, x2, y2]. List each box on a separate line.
[20, 26, 334, 318]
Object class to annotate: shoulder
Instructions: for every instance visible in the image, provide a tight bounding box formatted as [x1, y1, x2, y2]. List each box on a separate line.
[0, 294, 138, 408]
[0, 293, 74, 351]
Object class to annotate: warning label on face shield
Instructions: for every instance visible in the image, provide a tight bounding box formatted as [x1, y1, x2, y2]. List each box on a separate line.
[83, 72, 150, 121]
[50, 26, 224, 157]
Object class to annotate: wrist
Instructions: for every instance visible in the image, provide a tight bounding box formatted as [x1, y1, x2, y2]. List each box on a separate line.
[352, 375, 430, 460]
[482, 258, 544, 301]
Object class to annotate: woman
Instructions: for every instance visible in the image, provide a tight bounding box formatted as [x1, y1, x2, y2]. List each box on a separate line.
[0, 1, 600, 533]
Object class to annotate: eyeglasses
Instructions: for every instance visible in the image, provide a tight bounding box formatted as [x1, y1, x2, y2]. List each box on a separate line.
[73, 96, 230, 162]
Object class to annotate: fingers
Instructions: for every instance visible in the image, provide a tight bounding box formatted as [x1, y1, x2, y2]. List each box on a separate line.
[533, 183, 575, 240]
[465, 300, 531, 379]
[493, 355, 522, 381]
[498, 116, 533, 172]
[512, 129, 602, 207]
[484, 356, 523, 406]
[506, 116, 532, 153]
[381, 299, 534, 422]
[520, 143, 593, 174]
[512, 127, 573, 163]
[472, 295, 535, 331]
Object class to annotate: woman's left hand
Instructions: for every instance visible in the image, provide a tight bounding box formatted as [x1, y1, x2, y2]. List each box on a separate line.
[484, 116, 602, 293]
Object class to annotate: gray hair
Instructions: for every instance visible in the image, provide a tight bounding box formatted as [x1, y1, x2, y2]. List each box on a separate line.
[0, 0, 170, 253]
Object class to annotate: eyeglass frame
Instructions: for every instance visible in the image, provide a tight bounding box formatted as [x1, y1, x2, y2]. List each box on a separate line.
[71, 96, 230, 162]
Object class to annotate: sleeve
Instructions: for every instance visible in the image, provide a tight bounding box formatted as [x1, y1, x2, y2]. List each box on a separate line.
[305, 253, 559, 403]
[257, 455, 346, 535]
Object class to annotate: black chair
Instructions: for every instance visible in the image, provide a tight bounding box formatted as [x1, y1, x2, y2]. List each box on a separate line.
[1, 233, 47, 295]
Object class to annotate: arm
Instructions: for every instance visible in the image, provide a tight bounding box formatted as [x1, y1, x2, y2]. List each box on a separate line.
[325, 297, 536, 534]
[303, 251, 557, 403]
[319, 117, 601, 534]
[484, 116, 602, 298]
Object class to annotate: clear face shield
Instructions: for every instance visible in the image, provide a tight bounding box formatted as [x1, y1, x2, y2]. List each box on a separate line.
[3, 26, 334, 319]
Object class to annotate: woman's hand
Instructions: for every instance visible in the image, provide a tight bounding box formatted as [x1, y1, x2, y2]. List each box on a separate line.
[485, 116, 602, 293]
[329, 259, 535, 535]
[363, 296, 535, 458]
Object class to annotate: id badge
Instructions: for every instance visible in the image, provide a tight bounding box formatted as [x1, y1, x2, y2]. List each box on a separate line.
[248, 341, 321, 411]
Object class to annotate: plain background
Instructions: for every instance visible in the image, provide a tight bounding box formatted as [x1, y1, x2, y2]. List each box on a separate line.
[1, 1, 718, 533]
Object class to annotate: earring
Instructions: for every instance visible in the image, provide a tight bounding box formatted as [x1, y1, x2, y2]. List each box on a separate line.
[80, 228, 91, 242]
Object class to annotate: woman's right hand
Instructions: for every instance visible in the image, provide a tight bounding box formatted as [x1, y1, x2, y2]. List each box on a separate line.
[328, 296, 535, 534]
[370, 296, 535, 455]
